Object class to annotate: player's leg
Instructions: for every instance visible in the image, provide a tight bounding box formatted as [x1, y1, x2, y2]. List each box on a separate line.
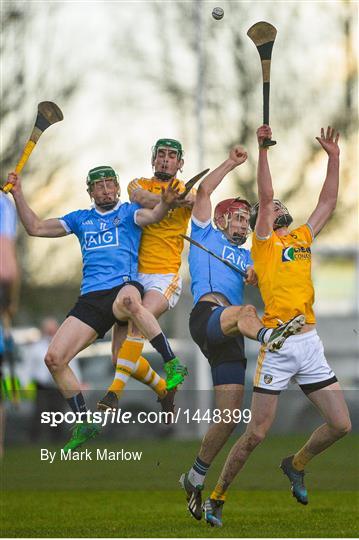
[182, 302, 248, 520]
[219, 304, 262, 338]
[280, 332, 351, 504]
[110, 312, 169, 402]
[181, 380, 244, 520]
[195, 383, 244, 465]
[45, 316, 97, 398]
[138, 289, 177, 413]
[301, 381, 351, 456]
[44, 316, 100, 452]
[219, 305, 305, 351]
[205, 391, 278, 526]
[113, 283, 187, 389]
[111, 322, 128, 367]
[131, 288, 169, 398]
[280, 382, 351, 504]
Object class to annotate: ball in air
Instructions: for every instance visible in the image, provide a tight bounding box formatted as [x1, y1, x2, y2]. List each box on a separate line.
[212, 7, 224, 20]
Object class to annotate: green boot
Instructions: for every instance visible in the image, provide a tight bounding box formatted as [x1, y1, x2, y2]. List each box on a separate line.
[63, 421, 100, 453]
[164, 357, 188, 390]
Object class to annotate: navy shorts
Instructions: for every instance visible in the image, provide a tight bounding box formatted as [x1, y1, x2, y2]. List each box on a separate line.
[67, 281, 144, 338]
[189, 301, 246, 386]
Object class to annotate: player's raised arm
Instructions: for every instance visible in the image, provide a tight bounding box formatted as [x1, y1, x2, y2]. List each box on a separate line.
[128, 179, 160, 209]
[255, 125, 275, 238]
[8, 172, 67, 238]
[135, 178, 181, 227]
[193, 145, 248, 223]
[307, 127, 340, 237]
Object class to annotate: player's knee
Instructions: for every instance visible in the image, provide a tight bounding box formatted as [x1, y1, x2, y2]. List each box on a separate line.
[44, 350, 62, 373]
[242, 304, 256, 316]
[331, 418, 352, 438]
[245, 428, 266, 449]
[115, 294, 141, 316]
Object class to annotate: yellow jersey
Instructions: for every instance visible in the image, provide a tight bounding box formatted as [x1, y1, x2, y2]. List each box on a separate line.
[251, 224, 315, 327]
[128, 177, 191, 274]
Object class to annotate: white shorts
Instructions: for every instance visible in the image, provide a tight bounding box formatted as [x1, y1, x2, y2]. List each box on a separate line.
[137, 273, 182, 309]
[253, 330, 337, 394]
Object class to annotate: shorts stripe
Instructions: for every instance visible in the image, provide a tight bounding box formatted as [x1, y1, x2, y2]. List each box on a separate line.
[163, 274, 179, 301]
[254, 345, 266, 387]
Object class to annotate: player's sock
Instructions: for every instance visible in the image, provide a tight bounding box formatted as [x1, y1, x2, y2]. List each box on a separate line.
[67, 392, 87, 415]
[256, 327, 273, 344]
[150, 332, 175, 363]
[188, 456, 210, 486]
[210, 482, 227, 502]
[132, 355, 167, 398]
[292, 447, 315, 471]
[108, 335, 145, 397]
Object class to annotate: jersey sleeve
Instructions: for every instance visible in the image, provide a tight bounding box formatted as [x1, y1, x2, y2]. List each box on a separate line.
[127, 178, 152, 197]
[128, 202, 143, 227]
[251, 230, 275, 262]
[59, 210, 81, 235]
[296, 224, 314, 244]
[190, 217, 213, 241]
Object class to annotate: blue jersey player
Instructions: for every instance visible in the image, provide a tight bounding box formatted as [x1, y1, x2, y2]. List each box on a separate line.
[7, 167, 183, 452]
[179, 145, 303, 523]
[0, 192, 19, 458]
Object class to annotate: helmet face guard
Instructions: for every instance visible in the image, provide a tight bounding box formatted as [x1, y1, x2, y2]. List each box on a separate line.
[86, 165, 120, 210]
[214, 197, 251, 245]
[249, 199, 293, 231]
[152, 138, 183, 181]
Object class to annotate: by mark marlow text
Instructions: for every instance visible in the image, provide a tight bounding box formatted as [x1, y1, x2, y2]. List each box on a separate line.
[40, 448, 143, 463]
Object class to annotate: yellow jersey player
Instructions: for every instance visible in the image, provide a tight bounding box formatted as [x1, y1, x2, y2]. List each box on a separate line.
[203, 125, 351, 527]
[99, 139, 194, 413]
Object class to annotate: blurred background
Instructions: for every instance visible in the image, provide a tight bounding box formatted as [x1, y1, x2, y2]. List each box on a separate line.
[1, 0, 358, 444]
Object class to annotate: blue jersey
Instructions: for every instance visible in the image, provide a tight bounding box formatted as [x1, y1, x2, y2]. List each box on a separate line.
[60, 201, 142, 295]
[0, 193, 17, 238]
[189, 217, 252, 306]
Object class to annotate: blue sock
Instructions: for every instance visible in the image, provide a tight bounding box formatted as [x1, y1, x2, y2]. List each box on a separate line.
[67, 392, 87, 414]
[150, 333, 175, 363]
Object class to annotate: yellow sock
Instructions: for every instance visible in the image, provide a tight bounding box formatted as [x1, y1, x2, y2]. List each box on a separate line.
[210, 482, 227, 502]
[108, 336, 144, 397]
[132, 356, 167, 398]
[292, 447, 315, 471]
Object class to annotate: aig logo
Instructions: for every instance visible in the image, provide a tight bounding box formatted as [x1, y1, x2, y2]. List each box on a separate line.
[222, 246, 247, 272]
[84, 229, 119, 250]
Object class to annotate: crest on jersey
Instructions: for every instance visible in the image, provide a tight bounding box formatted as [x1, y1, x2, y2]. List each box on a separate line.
[264, 374, 273, 384]
[282, 246, 311, 262]
[113, 217, 120, 226]
[282, 247, 295, 262]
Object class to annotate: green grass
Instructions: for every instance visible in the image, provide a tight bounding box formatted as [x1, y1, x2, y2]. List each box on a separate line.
[1, 435, 358, 537]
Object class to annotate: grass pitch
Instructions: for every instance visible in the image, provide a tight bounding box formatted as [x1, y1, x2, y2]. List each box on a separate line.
[1, 435, 358, 537]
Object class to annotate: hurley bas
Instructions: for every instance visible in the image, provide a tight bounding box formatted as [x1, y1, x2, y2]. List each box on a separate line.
[40, 448, 143, 463]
